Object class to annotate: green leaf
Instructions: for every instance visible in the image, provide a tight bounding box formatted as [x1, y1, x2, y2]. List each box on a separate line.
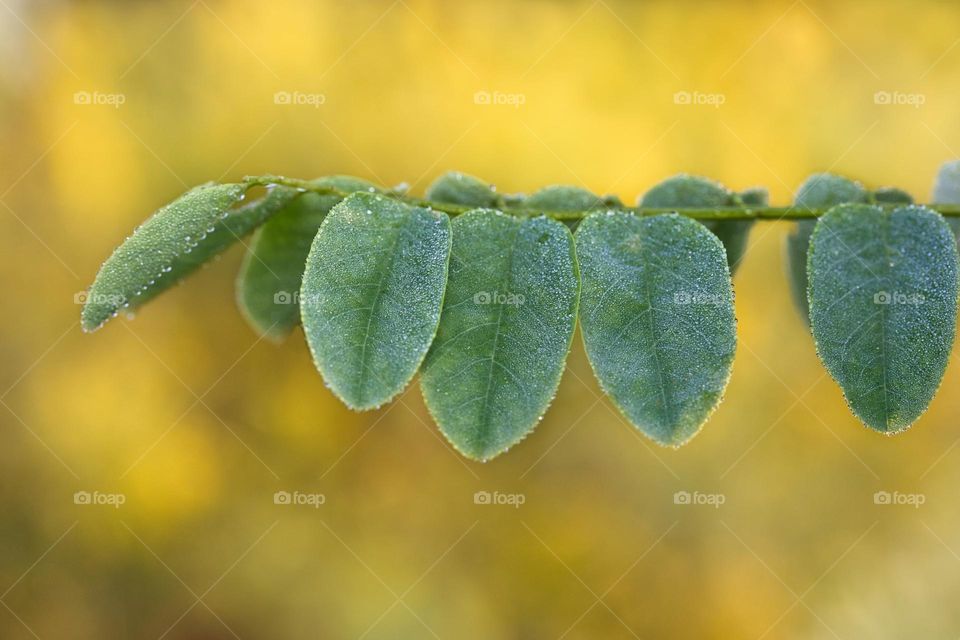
[808, 204, 958, 432]
[576, 211, 737, 446]
[420, 210, 579, 461]
[300, 192, 451, 410]
[524, 185, 620, 212]
[305, 175, 379, 194]
[739, 187, 769, 206]
[640, 175, 754, 274]
[786, 174, 868, 324]
[425, 171, 499, 208]
[641, 174, 731, 209]
[873, 187, 913, 204]
[81, 182, 293, 332]
[236, 176, 378, 341]
[932, 159, 960, 238]
[932, 160, 960, 203]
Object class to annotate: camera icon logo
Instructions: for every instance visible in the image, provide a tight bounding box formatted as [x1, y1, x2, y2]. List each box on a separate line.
[73, 91, 92, 105]
[874, 291, 891, 304]
[873, 491, 891, 505]
[274, 291, 294, 305]
[673, 491, 691, 505]
[273, 490, 292, 505]
[473, 291, 492, 305]
[274, 91, 292, 105]
[673, 91, 692, 105]
[474, 91, 492, 105]
[874, 91, 892, 105]
[73, 491, 91, 505]
[473, 491, 492, 505]
[74, 291, 89, 304]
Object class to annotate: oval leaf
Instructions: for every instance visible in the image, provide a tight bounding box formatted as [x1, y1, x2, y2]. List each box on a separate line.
[873, 187, 913, 204]
[426, 172, 498, 208]
[932, 159, 960, 239]
[640, 175, 754, 274]
[525, 185, 619, 211]
[236, 176, 378, 340]
[420, 210, 579, 461]
[932, 159, 960, 203]
[576, 212, 736, 446]
[81, 182, 295, 332]
[300, 192, 451, 410]
[808, 204, 959, 432]
[786, 173, 868, 324]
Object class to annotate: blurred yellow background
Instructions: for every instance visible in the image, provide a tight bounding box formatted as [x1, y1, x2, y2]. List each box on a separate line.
[2, 0, 960, 637]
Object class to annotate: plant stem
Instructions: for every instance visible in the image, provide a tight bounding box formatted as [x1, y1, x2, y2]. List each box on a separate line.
[245, 175, 960, 221]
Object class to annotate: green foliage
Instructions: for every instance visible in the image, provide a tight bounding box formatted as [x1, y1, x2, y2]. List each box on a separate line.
[786, 174, 869, 325]
[640, 175, 754, 274]
[426, 171, 499, 208]
[420, 211, 579, 460]
[932, 159, 960, 239]
[808, 204, 958, 432]
[82, 182, 290, 332]
[932, 160, 960, 203]
[524, 185, 619, 212]
[81, 161, 960, 459]
[873, 187, 914, 204]
[299, 192, 451, 410]
[236, 176, 378, 341]
[576, 212, 736, 446]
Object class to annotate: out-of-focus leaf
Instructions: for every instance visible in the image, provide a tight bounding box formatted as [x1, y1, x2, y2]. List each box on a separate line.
[873, 187, 913, 204]
[82, 182, 294, 332]
[808, 204, 958, 432]
[739, 187, 769, 206]
[300, 192, 451, 410]
[932, 159, 960, 238]
[932, 160, 960, 203]
[525, 185, 620, 211]
[426, 171, 499, 207]
[640, 174, 754, 274]
[420, 210, 579, 461]
[236, 176, 378, 341]
[524, 185, 619, 232]
[786, 174, 868, 325]
[576, 211, 736, 446]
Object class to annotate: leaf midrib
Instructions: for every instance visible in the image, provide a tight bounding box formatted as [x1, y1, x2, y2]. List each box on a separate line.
[878, 212, 892, 430]
[354, 213, 411, 405]
[638, 232, 674, 431]
[476, 221, 523, 452]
